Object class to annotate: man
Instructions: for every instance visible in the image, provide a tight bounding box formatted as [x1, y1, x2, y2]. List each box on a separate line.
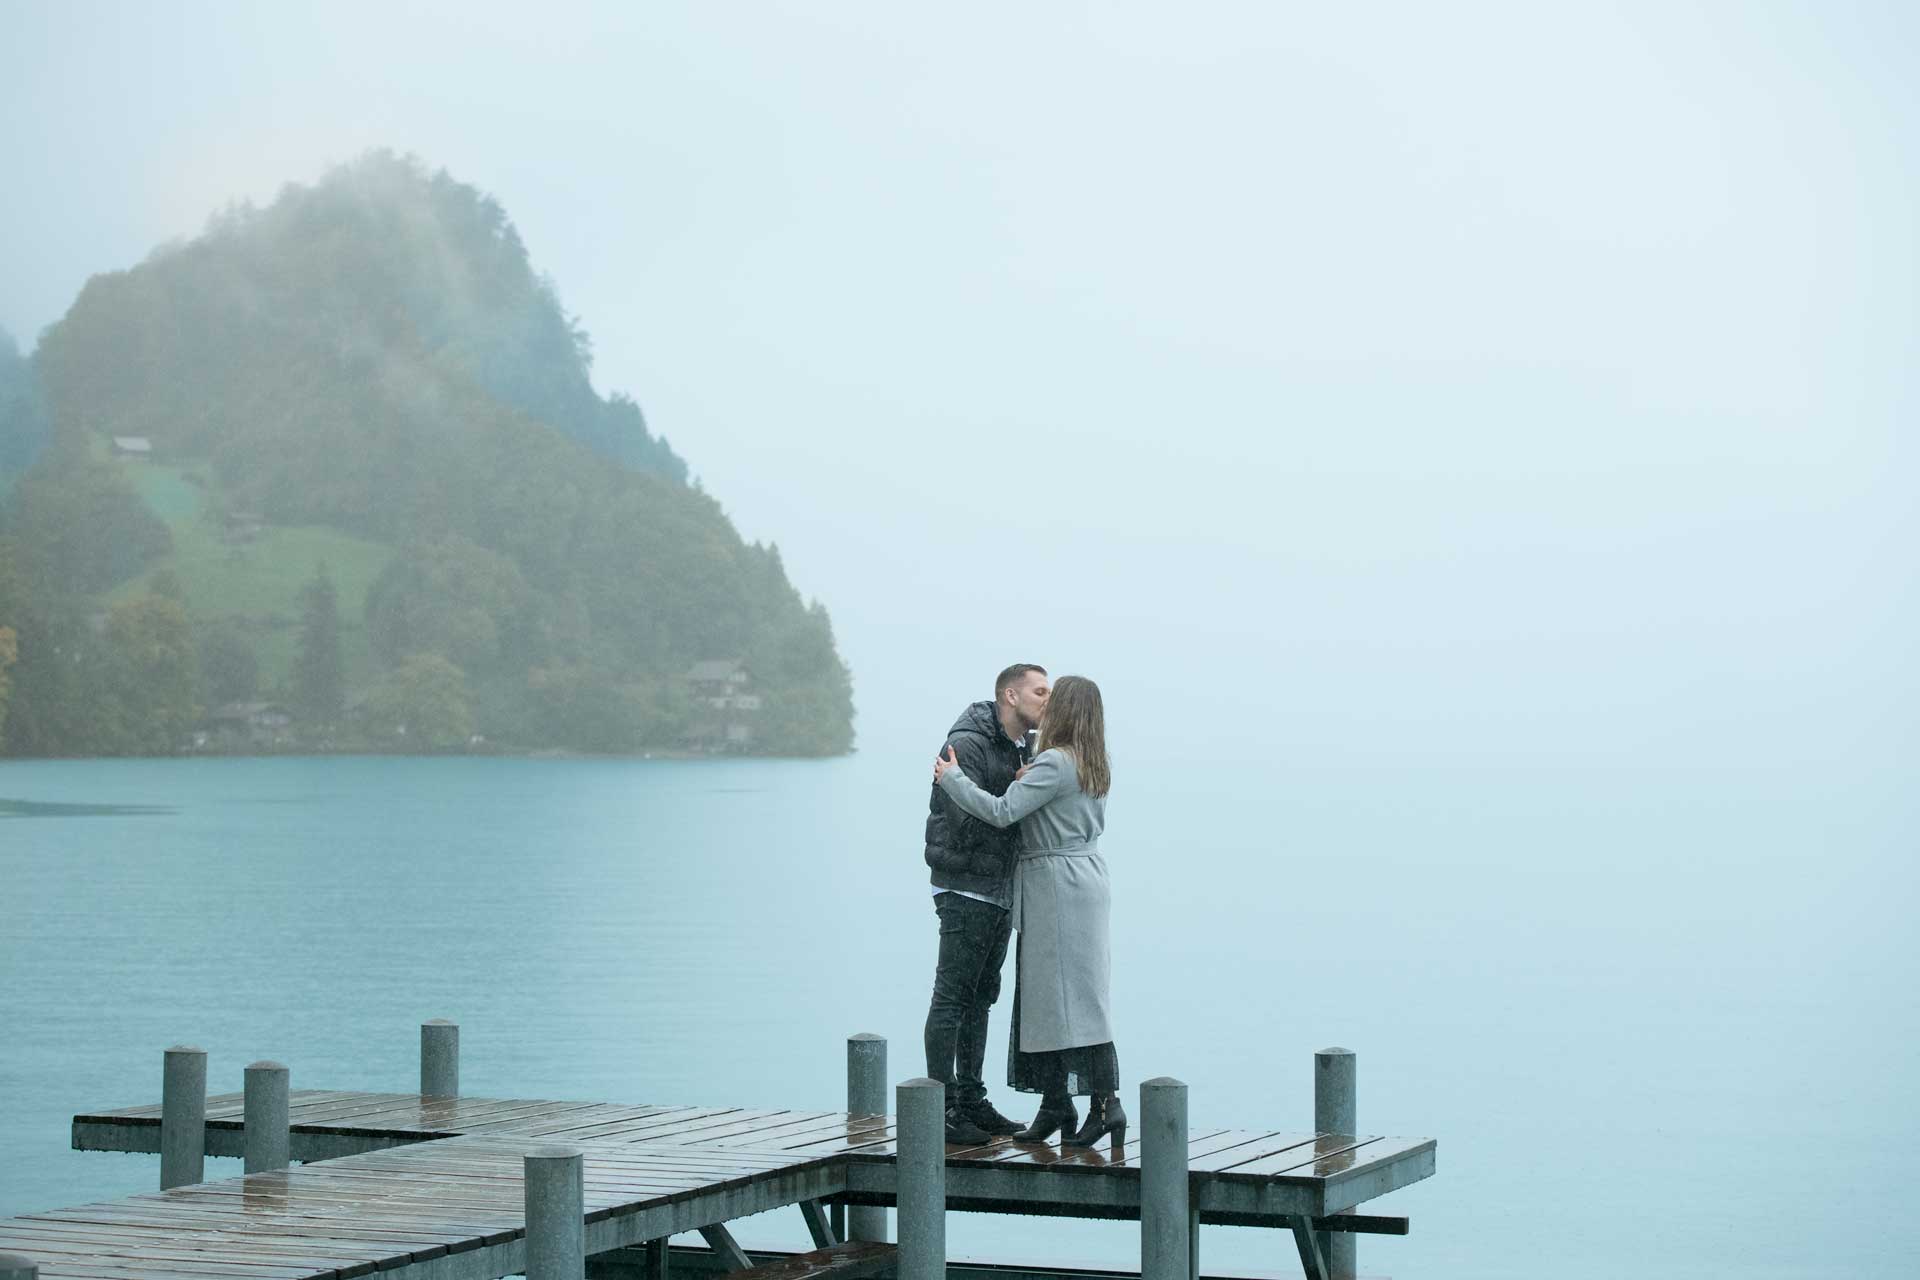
[923, 662, 1050, 1142]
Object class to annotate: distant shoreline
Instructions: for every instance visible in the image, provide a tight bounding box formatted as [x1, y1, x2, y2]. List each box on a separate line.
[0, 746, 856, 763]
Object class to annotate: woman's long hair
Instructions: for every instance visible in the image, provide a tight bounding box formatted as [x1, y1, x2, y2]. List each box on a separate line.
[1037, 675, 1111, 798]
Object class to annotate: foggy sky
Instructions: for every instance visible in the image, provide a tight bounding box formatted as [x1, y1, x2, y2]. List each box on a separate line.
[3, 1, 1914, 771]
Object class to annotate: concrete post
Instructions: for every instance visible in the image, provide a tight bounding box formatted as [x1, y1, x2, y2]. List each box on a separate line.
[160, 1044, 206, 1191]
[421, 1019, 459, 1097]
[846, 1033, 888, 1243]
[524, 1146, 585, 1280]
[243, 1060, 291, 1173]
[1315, 1048, 1357, 1280]
[1140, 1077, 1190, 1280]
[895, 1078, 945, 1280]
[0, 1253, 39, 1279]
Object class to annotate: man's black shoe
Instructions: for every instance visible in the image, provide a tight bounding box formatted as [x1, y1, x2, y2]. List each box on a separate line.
[964, 1099, 1023, 1136]
[944, 1108, 993, 1145]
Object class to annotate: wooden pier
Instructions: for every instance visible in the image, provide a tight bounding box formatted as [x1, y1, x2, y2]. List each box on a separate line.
[0, 1029, 1435, 1280]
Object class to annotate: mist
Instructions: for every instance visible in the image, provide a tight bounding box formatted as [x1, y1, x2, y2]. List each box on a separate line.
[4, 1, 1913, 764]
[4, 8, 1919, 1275]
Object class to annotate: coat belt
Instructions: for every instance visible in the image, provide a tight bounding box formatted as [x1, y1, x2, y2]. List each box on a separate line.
[1018, 841, 1098, 859]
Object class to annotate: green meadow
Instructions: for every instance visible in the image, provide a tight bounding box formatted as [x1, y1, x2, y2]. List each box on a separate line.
[107, 455, 392, 696]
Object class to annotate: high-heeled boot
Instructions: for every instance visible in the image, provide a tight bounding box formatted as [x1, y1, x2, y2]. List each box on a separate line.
[1015, 1093, 1078, 1143]
[1063, 1091, 1127, 1152]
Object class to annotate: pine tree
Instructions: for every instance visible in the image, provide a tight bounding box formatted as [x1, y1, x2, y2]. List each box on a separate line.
[293, 564, 344, 722]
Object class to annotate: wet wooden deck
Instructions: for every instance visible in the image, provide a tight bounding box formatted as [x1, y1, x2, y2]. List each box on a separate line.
[17, 1089, 1437, 1278]
[73, 1093, 901, 1163]
[4, 1132, 844, 1279]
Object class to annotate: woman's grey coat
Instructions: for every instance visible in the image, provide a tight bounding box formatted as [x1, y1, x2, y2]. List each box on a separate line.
[937, 748, 1111, 1054]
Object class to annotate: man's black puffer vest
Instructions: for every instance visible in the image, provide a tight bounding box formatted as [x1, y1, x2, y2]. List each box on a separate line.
[924, 700, 1028, 899]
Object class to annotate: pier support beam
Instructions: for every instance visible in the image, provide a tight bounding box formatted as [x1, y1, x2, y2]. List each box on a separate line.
[846, 1033, 888, 1243]
[896, 1077, 945, 1280]
[799, 1199, 836, 1247]
[1314, 1048, 1357, 1280]
[243, 1060, 290, 1173]
[0, 1252, 39, 1279]
[1141, 1077, 1190, 1280]
[697, 1225, 753, 1270]
[421, 1019, 459, 1098]
[524, 1146, 585, 1280]
[160, 1045, 206, 1191]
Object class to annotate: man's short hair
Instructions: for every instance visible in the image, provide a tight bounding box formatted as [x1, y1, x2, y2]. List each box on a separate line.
[995, 663, 1048, 699]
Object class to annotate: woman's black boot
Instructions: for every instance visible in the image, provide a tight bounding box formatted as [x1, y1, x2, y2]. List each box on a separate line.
[1063, 1091, 1127, 1152]
[1015, 1093, 1078, 1143]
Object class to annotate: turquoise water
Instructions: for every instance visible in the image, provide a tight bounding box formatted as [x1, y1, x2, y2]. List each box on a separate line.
[1, 752, 1913, 1278]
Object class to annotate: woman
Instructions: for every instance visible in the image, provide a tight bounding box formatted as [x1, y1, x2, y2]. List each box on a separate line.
[933, 674, 1122, 1151]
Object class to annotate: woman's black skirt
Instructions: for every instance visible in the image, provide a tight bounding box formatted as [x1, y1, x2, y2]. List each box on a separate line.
[1006, 953, 1119, 1097]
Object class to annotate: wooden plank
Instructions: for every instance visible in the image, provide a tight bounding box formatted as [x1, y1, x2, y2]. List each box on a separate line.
[533, 1106, 748, 1144]
[0, 1233, 328, 1279]
[0, 1220, 373, 1265]
[73, 1091, 241, 1122]
[0, 1266, 182, 1280]
[655, 1111, 841, 1146]
[271, 1136, 828, 1219]
[733, 1120, 897, 1155]
[1188, 1131, 1319, 1172]
[465, 1103, 691, 1138]
[23, 1206, 500, 1254]
[610, 1109, 792, 1144]
[0, 1256, 320, 1280]
[337, 1135, 813, 1178]
[36, 1189, 519, 1241]
[283, 1090, 420, 1114]
[0, 1221, 384, 1276]
[27, 1210, 490, 1257]
[5, 1212, 403, 1250]
[272, 1093, 434, 1126]
[0, 1257, 320, 1280]
[376, 1097, 613, 1132]
[45, 1171, 529, 1236]
[1211, 1133, 1372, 1177]
[294, 1096, 569, 1134]
[680, 1112, 868, 1148]
[289, 1163, 715, 1207]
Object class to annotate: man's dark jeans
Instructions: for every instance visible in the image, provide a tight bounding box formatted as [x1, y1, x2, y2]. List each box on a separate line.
[924, 891, 1012, 1107]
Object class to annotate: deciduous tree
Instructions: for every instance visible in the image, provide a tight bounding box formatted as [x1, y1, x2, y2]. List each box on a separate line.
[102, 592, 199, 754]
[363, 653, 475, 750]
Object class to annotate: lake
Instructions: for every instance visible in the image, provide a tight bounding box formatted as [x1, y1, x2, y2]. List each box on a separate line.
[0, 751, 1912, 1278]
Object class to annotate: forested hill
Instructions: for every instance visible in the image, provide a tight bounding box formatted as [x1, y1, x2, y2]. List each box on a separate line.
[0, 152, 854, 756]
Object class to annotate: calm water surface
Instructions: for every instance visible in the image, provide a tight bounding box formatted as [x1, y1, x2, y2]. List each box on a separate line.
[1, 754, 1913, 1277]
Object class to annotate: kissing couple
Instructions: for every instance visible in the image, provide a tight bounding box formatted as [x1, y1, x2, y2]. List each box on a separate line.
[922, 663, 1122, 1151]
